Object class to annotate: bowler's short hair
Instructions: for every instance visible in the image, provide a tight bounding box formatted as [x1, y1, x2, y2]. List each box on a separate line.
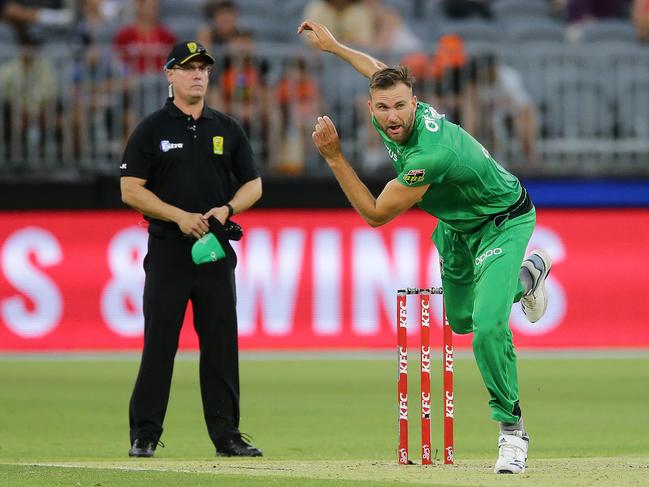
[369, 65, 415, 92]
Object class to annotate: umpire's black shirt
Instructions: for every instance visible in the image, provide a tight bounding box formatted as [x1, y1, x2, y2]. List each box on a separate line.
[120, 99, 259, 230]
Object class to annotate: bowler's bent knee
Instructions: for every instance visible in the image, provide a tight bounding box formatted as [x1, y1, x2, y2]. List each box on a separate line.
[446, 310, 473, 335]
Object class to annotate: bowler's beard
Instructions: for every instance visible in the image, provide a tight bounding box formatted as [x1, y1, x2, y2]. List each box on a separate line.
[380, 109, 416, 144]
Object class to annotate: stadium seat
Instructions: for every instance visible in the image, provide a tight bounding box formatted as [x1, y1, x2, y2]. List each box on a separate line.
[507, 20, 565, 43]
[410, 19, 442, 44]
[166, 16, 202, 42]
[545, 74, 612, 138]
[281, 0, 311, 23]
[318, 56, 368, 109]
[492, 0, 550, 22]
[440, 20, 499, 43]
[159, 0, 206, 23]
[423, 0, 444, 20]
[382, 0, 417, 19]
[92, 23, 121, 44]
[617, 74, 649, 137]
[0, 23, 17, 44]
[237, 0, 274, 18]
[130, 74, 166, 118]
[579, 20, 637, 44]
[246, 16, 292, 43]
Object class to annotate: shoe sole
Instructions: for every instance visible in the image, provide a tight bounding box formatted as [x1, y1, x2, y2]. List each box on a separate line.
[526, 249, 552, 294]
[521, 249, 552, 323]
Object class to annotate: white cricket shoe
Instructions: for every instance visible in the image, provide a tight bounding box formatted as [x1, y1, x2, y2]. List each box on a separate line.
[494, 431, 529, 474]
[520, 249, 552, 323]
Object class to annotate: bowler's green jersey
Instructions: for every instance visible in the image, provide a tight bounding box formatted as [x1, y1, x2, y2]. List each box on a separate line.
[373, 102, 521, 233]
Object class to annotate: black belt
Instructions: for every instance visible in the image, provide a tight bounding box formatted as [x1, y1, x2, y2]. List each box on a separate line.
[148, 220, 243, 242]
[488, 187, 533, 227]
[148, 222, 193, 241]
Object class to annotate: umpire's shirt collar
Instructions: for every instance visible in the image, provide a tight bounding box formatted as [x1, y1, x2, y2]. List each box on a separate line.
[164, 98, 216, 120]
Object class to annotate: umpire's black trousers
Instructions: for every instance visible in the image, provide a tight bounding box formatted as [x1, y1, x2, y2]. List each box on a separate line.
[129, 228, 240, 446]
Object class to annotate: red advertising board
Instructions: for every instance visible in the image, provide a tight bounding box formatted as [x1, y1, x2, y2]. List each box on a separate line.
[1, 209, 648, 351]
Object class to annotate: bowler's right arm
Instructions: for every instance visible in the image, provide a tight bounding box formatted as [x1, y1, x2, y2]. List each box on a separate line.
[297, 20, 387, 78]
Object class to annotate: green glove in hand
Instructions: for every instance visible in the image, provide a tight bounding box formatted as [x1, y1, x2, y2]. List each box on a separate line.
[191, 232, 226, 265]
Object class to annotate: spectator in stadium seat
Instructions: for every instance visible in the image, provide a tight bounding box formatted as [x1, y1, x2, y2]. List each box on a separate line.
[0, 0, 72, 42]
[70, 0, 129, 158]
[632, 0, 649, 41]
[0, 0, 72, 28]
[364, 34, 472, 172]
[210, 30, 270, 159]
[113, 0, 176, 74]
[0, 36, 57, 159]
[442, 0, 493, 19]
[74, 0, 111, 46]
[303, 0, 373, 47]
[362, 0, 421, 54]
[213, 30, 262, 128]
[565, 0, 627, 22]
[99, 0, 133, 23]
[272, 57, 322, 174]
[197, 0, 242, 49]
[553, 0, 628, 42]
[467, 54, 539, 167]
[402, 34, 474, 130]
[357, 0, 421, 170]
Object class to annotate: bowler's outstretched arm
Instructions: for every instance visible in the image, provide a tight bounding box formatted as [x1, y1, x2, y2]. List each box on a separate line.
[312, 116, 428, 227]
[298, 20, 387, 78]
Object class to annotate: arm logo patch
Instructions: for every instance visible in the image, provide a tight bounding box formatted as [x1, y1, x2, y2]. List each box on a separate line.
[403, 169, 426, 185]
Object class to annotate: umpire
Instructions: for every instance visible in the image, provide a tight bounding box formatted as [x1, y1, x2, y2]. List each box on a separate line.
[120, 41, 262, 458]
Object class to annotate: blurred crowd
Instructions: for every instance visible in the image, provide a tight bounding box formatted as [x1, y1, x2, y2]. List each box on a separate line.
[0, 0, 647, 175]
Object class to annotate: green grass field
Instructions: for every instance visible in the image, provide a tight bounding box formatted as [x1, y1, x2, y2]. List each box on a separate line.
[1, 353, 648, 486]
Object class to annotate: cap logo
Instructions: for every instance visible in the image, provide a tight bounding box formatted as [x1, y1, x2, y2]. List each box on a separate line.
[187, 42, 198, 53]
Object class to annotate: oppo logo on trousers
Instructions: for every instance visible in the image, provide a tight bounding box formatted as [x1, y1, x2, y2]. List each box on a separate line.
[475, 247, 503, 265]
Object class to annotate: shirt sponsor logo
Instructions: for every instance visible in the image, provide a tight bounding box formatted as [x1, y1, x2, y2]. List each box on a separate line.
[160, 140, 183, 152]
[213, 136, 224, 155]
[423, 106, 443, 133]
[475, 247, 503, 265]
[403, 169, 425, 185]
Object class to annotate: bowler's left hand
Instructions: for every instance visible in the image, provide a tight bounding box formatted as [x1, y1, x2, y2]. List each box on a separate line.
[312, 116, 342, 160]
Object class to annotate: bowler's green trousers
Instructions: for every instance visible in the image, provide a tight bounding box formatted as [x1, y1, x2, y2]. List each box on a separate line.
[433, 209, 536, 423]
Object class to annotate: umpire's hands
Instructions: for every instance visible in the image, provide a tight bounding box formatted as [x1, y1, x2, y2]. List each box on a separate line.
[312, 116, 342, 161]
[202, 205, 230, 225]
[177, 211, 210, 239]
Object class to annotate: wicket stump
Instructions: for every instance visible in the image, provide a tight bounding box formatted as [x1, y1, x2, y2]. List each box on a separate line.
[397, 287, 454, 465]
